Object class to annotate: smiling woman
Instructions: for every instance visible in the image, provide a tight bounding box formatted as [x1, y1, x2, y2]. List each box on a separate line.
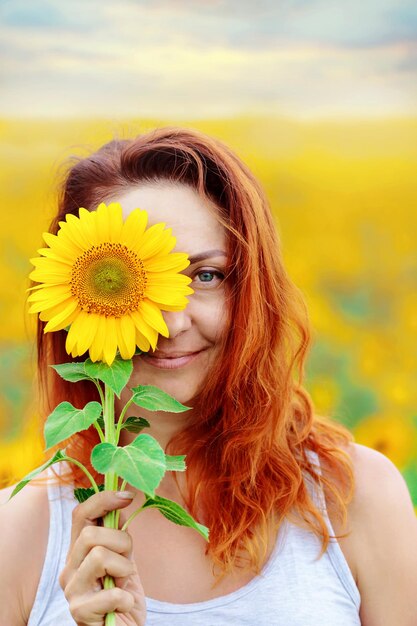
[0, 126, 416, 626]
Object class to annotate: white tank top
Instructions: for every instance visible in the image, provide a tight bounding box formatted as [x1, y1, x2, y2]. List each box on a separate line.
[27, 457, 361, 625]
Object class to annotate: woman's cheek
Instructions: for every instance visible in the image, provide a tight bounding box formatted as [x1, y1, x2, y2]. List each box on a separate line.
[201, 297, 227, 344]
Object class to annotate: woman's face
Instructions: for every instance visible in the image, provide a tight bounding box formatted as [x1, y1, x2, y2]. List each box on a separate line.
[112, 181, 228, 405]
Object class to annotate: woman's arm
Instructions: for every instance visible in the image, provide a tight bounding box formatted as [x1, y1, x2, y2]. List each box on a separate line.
[0, 481, 49, 625]
[349, 444, 417, 626]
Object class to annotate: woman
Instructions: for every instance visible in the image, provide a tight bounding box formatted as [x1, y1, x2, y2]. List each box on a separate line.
[1, 127, 416, 626]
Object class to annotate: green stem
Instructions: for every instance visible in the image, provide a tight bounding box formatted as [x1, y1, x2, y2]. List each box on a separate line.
[114, 479, 128, 528]
[64, 456, 100, 492]
[115, 396, 134, 443]
[93, 378, 105, 406]
[93, 420, 105, 442]
[102, 383, 118, 626]
[120, 504, 145, 532]
[92, 380, 105, 442]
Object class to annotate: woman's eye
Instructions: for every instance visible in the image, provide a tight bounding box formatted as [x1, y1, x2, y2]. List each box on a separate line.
[194, 270, 224, 286]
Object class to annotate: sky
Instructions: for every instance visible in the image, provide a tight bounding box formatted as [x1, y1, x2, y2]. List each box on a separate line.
[0, 0, 416, 119]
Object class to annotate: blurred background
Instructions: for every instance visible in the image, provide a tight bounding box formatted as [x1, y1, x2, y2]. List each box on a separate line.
[1, 0, 416, 502]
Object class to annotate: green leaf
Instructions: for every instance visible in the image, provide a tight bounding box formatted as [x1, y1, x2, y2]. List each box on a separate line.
[121, 416, 151, 433]
[8, 450, 67, 499]
[91, 434, 166, 497]
[74, 483, 105, 503]
[165, 454, 186, 472]
[84, 356, 133, 397]
[142, 495, 209, 541]
[44, 401, 102, 450]
[51, 362, 92, 384]
[131, 385, 191, 413]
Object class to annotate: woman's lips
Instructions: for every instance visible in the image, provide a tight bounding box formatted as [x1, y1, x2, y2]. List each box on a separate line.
[140, 350, 204, 370]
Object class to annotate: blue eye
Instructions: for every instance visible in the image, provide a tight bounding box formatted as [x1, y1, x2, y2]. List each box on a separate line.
[198, 271, 215, 282]
[194, 269, 224, 287]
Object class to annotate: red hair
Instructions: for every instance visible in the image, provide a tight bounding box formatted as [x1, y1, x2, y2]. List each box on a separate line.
[36, 126, 353, 576]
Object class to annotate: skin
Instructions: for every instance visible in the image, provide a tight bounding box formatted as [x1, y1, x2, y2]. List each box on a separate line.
[0, 182, 416, 625]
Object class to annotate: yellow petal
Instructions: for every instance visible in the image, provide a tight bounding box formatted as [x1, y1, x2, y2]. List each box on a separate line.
[135, 329, 151, 352]
[44, 299, 79, 332]
[64, 311, 89, 356]
[43, 232, 79, 260]
[28, 284, 71, 302]
[39, 297, 77, 322]
[138, 300, 169, 337]
[29, 292, 73, 314]
[115, 320, 130, 360]
[121, 208, 148, 250]
[146, 273, 192, 287]
[154, 301, 190, 312]
[65, 313, 82, 354]
[130, 311, 158, 349]
[143, 252, 190, 273]
[30, 257, 71, 272]
[60, 213, 92, 250]
[27, 282, 65, 292]
[89, 345, 103, 363]
[95, 202, 111, 243]
[154, 239, 177, 257]
[114, 317, 134, 360]
[106, 203, 124, 242]
[103, 316, 118, 365]
[119, 315, 136, 358]
[29, 269, 70, 284]
[36, 247, 74, 265]
[134, 225, 174, 261]
[145, 284, 192, 307]
[75, 313, 100, 356]
[74, 207, 100, 246]
[56, 224, 86, 256]
[89, 315, 107, 362]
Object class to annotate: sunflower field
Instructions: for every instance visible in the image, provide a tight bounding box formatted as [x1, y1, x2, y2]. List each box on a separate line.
[1, 116, 416, 504]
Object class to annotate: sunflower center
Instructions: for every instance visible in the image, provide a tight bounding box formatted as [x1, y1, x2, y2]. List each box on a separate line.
[71, 243, 147, 316]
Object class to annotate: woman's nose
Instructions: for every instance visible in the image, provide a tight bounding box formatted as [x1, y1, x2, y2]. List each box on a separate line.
[162, 309, 192, 339]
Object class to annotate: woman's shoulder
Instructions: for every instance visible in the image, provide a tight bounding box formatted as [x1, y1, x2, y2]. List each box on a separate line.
[346, 442, 415, 528]
[322, 441, 414, 523]
[336, 443, 417, 625]
[327, 442, 416, 558]
[0, 473, 50, 625]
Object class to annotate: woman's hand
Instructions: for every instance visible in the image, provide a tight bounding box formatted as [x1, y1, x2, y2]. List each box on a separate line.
[58, 490, 146, 626]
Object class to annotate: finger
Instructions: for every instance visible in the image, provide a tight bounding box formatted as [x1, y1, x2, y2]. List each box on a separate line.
[65, 525, 133, 574]
[68, 587, 135, 624]
[64, 546, 135, 598]
[69, 490, 134, 550]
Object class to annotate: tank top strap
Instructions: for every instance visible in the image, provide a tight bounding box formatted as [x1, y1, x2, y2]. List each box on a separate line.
[27, 461, 78, 626]
[303, 449, 360, 609]
[304, 449, 327, 510]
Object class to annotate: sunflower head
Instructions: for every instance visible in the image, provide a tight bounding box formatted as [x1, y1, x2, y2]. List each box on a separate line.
[28, 202, 193, 365]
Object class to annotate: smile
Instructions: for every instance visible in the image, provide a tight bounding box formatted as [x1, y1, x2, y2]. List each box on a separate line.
[140, 350, 205, 370]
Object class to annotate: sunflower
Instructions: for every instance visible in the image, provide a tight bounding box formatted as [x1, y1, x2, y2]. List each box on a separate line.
[28, 202, 193, 365]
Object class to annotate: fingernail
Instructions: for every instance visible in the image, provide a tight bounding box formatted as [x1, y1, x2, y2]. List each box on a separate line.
[116, 491, 134, 499]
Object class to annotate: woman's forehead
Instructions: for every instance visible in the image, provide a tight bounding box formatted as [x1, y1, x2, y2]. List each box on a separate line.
[113, 181, 227, 255]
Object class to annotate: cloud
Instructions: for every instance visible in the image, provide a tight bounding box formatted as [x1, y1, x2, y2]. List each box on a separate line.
[2, 0, 417, 49]
[0, 0, 415, 118]
[0, 0, 95, 31]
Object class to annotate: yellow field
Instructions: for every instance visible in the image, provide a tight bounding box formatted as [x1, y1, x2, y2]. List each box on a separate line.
[1, 116, 416, 502]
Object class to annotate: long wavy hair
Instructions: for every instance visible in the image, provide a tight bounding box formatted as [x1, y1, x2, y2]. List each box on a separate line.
[36, 126, 353, 577]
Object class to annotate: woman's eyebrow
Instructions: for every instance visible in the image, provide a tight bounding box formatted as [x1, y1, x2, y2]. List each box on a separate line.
[188, 250, 227, 264]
